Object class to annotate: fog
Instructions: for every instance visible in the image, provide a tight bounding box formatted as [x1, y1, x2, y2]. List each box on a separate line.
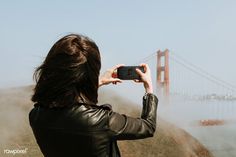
[0, 87, 32, 147]
[157, 94, 236, 157]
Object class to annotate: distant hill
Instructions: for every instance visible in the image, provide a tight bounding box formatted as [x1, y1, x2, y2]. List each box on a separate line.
[0, 86, 213, 157]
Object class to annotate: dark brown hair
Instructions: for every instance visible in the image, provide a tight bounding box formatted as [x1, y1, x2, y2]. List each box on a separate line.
[32, 34, 101, 107]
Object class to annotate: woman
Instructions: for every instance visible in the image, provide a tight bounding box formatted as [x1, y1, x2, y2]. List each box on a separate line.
[29, 34, 158, 157]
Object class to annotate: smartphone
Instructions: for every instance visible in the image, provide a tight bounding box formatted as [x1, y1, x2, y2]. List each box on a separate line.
[117, 66, 145, 80]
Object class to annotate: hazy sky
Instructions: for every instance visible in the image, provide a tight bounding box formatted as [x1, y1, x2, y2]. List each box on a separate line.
[1, 0, 236, 100]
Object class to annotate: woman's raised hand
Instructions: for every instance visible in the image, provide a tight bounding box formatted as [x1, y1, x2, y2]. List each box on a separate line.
[99, 64, 124, 87]
[135, 63, 153, 93]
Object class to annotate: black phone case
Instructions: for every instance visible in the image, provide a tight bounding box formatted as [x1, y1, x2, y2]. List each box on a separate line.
[117, 66, 144, 80]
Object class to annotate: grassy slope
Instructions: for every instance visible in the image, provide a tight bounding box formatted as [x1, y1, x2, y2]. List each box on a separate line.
[0, 86, 213, 157]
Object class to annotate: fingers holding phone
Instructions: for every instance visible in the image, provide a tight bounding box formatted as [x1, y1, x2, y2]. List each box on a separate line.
[115, 64, 153, 93]
[99, 64, 124, 87]
[135, 64, 153, 93]
[99, 63, 153, 93]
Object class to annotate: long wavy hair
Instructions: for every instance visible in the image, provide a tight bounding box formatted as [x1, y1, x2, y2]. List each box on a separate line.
[31, 34, 101, 107]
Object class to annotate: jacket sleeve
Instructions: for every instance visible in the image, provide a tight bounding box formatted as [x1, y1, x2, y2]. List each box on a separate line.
[107, 93, 158, 140]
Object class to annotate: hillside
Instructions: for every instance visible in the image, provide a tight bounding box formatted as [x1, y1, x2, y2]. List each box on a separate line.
[0, 86, 213, 157]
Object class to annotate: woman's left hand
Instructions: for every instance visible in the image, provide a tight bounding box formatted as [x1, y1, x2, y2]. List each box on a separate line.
[99, 64, 124, 87]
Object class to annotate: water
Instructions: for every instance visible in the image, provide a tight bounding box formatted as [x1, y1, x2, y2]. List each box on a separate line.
[185, 125, 236, 157]
[159, 96, 236, 157]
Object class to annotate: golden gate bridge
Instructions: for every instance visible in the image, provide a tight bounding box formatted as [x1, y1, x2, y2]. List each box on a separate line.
[136, 49, 236, 126]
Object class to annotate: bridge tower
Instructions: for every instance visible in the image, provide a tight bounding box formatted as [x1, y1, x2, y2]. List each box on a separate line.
[157, 49, 169, 98]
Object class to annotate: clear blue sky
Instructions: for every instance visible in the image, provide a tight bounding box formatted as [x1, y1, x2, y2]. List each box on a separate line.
[1, 0, 236, 99]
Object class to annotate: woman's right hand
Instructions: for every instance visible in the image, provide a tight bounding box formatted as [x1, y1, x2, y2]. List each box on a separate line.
[135, 63, 153, 94]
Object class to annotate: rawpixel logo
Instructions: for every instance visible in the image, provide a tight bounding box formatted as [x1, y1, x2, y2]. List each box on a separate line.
[3, 148, 28, 155]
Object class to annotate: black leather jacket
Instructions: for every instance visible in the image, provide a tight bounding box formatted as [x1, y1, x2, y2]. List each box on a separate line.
[29, 93, 158, 157]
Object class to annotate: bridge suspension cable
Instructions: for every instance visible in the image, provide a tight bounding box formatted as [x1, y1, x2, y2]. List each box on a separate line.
[169, 53, 236, 93]
[134, 52, 156, 64]
[171, 52, 236, 90]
